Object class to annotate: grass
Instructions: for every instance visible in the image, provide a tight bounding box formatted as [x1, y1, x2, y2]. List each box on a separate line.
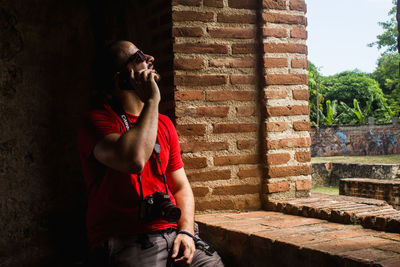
[311, 186, 339, 195]
[311, 154, 400, 164]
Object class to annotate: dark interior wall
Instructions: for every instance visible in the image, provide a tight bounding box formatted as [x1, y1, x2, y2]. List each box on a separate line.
[0, 1, 172, 266]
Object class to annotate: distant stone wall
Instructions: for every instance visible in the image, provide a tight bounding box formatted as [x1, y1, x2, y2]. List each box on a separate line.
[340, 178, 400, 210]
[312, 163, 400, 187]
[311, 124, 400, 157]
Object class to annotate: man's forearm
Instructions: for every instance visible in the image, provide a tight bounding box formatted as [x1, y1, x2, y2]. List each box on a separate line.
[174, 184, 195, 234]
[115, 99, 159, 172]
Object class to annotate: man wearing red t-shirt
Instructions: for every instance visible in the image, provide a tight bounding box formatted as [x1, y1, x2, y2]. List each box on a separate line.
[78, 41, 223, 266]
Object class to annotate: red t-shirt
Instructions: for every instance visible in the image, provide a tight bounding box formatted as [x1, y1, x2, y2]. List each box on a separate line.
[78, 104, 184, 249]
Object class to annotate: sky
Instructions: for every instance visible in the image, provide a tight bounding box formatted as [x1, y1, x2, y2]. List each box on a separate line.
[306, 0, 395, 76]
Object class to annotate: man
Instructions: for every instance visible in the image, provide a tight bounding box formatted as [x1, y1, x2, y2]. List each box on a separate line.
[78, 40, 223, 267]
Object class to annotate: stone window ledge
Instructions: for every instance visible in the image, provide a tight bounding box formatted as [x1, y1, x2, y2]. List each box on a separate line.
[196, 210, 400, 266]
[266, 192, 400, 234]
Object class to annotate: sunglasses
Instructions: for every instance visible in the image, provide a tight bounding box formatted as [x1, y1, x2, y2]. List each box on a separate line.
[119, 50, 147, 71]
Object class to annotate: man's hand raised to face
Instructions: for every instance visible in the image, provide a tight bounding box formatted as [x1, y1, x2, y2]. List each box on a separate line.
[172, 233, 196, 265]
[129, 68, 161, 104]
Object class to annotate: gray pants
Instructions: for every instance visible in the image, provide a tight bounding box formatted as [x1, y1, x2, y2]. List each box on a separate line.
[89, 229, 223, 267]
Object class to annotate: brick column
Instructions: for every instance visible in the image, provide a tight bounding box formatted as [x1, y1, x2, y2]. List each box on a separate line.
[172, 0, 312, 211]
[263, 0, 312, 202]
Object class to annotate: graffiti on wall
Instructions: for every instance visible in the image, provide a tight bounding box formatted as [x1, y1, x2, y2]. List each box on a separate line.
[311, 125, 400, 157]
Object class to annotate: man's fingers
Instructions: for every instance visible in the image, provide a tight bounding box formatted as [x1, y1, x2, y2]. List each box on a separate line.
[172, 237, 195, 265]
[187, 247, 195, 264]
[183, 245, 191, 260]
[171, 239, 180, 258]
[136, 69, 156, 83]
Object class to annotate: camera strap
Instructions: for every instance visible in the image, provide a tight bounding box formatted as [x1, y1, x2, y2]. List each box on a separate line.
[109, 99, 169, 200]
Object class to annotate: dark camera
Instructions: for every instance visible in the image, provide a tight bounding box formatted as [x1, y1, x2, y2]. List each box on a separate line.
[139, 191, 181, 223]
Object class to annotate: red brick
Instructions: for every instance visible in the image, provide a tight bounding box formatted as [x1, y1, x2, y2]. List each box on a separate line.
[173, 11, 214, 22]
[172, 27, 204, 37]
[232, 43, 256, 54]
[206, 91, 255, 101]
[172, 0, 201, 6]
[266, 105, 310, 116]
[176, 124, 206, 136]
[175, 91, 204, 101]
[197, 106, 229, 117]
[267, 153, 291, 165]
[174, 58, 205, 70]
[290, 0, 307, 12]
[192, 186, 210, 197]
[217, 13, 256, 24]
[262, 13, 307, 25]
[293, 89, 310, 100]
[237, 140, 256, 150]
[196, 199, 235, 211]
[236, 106, 255, 117]
[214, 155, 258, 166]
[213, 123, 257, 133]
[266, 74, 308, 85]
[265, 122, 289, 132]
[209, 58, 255, 68]
[291, 28, 307, 39]
[204, 0, 223, 7]
[208, 26, 255, 39]
[175, 75, 227, 86]
[296, 179, 312, 190]
[262, 0, 286, 9]
[266, 137, 311, 149]
[213, 184, 260, 195]
[228, 0, 257, 9]
[268, 165, 312, 178]
[264, 43, 307, 54]
[265, 181, 290, 193]
[174, 43, 228, 54]
[231, 75, 255, 85]
[307, 236, 393, 254]
[263, 27, 288, 38]
[264, 90, 288, 99]
[237, 168, 259, 178]
[264, 57, 288, 68]
[295, 151, 311, 162]
[181, 141, 229, 153]
[187, 170, 231, 182]
[293, 121, 310, 131]
[183, 156, 208, 169]
[291, 58, 308, 69]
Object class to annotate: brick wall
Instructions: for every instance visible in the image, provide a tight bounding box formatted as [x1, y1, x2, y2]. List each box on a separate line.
[172, 0, 311, 211]
[340, 178, 400, 210]
[262, 0, 312, 202]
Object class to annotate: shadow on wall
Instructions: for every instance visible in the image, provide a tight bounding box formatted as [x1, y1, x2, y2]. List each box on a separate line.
[0, 0, 172, 266]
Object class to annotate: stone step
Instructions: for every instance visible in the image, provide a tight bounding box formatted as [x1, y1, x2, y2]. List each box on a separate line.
[266, 193, 400, 234]
[196, 211, 400, 267]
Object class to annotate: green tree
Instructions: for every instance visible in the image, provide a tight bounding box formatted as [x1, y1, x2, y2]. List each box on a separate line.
[372, 52, 400, 95]
[372, 52, 400, 116]
[321, 71, 392, 124]
[308, 61, 325, 126]
[369, 0, 400, 117]
[368, 0, 398, 55]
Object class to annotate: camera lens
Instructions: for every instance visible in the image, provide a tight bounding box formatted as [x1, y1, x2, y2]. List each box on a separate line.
[161, 203, 181, 223]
